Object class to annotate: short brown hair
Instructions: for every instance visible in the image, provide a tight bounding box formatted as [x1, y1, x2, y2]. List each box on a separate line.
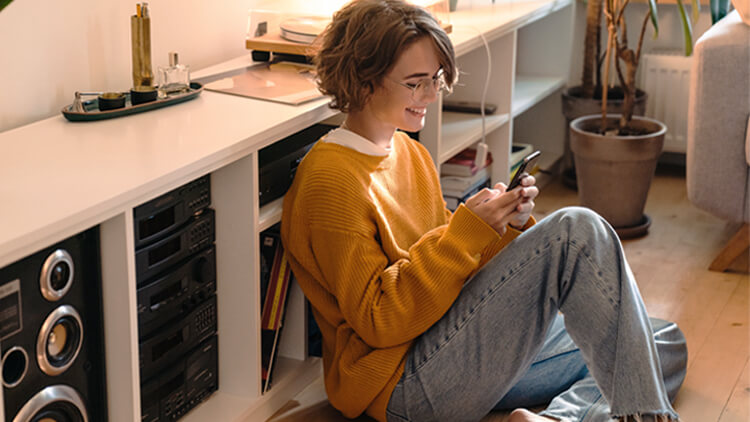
[315, 0, 457, 113]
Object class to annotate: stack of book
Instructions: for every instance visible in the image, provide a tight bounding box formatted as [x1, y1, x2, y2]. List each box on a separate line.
[440, 148, 493, 211]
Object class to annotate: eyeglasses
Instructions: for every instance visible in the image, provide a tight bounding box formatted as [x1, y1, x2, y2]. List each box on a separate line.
[389, 69, 448, 101]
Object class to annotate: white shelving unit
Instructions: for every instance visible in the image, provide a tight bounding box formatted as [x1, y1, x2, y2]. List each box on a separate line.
[424, 0, 575, 185]
[439, 111, 511, 163]
[258, 197, 285, 232]
[512, 76, 567, 117]
[0, 1, 574, 421]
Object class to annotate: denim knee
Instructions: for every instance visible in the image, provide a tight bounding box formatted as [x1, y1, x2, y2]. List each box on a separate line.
[546, 206, 613, 242]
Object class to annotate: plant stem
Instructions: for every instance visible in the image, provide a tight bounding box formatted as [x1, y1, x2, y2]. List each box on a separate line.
[601, 27, 616, 132]
[619, 9, 651, 129]
[582, 0, 603, 98]
[601, 0, 617, 132]
[635, 9, 651, 67]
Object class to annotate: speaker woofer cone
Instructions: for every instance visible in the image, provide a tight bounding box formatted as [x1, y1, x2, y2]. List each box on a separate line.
[12, 385, 87, 422]
[40, 250, 74, 302]
[2, 346, 29, 388]
[36, 306, 83, 376]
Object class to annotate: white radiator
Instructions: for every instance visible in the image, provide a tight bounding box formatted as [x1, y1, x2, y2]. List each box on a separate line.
[638, 51, 692, 153]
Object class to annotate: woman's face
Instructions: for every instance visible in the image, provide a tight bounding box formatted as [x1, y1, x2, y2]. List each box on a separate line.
[365, 36, 443, 134]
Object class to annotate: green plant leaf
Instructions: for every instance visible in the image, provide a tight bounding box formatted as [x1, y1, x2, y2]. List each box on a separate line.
[676, 0, 694, 55]
[710, 0, 731, 23]
[647, 0, 659, 37]
[0, 0, 13, 13]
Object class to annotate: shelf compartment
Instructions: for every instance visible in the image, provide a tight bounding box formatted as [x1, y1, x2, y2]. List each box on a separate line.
[181, 357, 322, 422]
[511, 76, 566, 117]
[439, 111, 510, 164]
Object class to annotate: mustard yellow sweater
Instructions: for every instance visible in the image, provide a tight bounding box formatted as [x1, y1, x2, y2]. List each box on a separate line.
[280, 131, 532, 421]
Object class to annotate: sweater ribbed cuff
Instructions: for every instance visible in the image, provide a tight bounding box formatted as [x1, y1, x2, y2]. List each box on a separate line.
[445, 205, 504, 256]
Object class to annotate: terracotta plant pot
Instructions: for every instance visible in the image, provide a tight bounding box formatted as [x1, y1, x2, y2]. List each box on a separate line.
[560, 86, 648, 190]
[570, 114, 665, 238]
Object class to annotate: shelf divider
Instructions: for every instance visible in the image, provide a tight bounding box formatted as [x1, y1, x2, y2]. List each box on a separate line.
[211, 154, 262, 399]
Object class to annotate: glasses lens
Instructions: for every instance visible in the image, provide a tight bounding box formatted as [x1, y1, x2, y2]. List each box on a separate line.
[413, 80, 428, 100]
[413, 77, 443, 100]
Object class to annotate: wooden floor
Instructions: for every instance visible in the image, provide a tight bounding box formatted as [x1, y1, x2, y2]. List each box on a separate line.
[267, 166, 750, 422]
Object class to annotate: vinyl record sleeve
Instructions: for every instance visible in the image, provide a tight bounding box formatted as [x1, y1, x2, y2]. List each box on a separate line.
[203, 62, 323, 105]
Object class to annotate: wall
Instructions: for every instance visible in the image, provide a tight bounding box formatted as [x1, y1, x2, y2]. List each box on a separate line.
[567, 0, 717, 87]
[0, 0, 254, 132]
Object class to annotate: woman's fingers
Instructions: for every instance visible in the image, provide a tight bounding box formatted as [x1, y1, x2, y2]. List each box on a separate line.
[516, 200, 535, 213]
[465, 188, 495, 207]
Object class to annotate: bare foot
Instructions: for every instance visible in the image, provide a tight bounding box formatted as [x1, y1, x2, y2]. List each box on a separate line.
[508, 408, 559, 422]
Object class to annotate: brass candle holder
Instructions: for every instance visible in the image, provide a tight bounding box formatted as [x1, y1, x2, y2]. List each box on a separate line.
[131, 3, 153, 91]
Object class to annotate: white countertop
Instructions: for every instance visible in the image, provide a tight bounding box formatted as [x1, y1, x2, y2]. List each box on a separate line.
[0, 0, 571, 268]
[0, 54, 335, 267]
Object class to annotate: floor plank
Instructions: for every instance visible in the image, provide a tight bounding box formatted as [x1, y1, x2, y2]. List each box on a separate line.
[719, 357, 750, 422]
[671, 281, 749, 422]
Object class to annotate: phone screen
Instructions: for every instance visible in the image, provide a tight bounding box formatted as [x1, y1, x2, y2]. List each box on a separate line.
[508, 150, 541, 190]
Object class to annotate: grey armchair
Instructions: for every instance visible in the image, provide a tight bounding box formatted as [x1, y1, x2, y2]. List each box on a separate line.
[686, 9, 750, 272]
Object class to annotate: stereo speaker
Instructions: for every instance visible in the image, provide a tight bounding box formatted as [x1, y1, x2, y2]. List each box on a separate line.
[0, 227, 107, 422]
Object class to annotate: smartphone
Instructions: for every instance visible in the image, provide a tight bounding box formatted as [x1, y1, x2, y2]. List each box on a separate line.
[508, 150, 541, 191]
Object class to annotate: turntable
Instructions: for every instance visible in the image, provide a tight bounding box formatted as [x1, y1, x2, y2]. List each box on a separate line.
[279, 16, 329, 44]
[245, 1, 451, 60]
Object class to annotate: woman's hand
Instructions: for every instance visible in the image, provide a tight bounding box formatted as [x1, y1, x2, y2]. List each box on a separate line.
[464, 174, 539, 234]
[464, 185, 523, 235]
[508, 174, 539, 229]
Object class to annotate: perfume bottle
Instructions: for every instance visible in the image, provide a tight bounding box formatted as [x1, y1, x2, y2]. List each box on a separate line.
[158, 52, 190, 95]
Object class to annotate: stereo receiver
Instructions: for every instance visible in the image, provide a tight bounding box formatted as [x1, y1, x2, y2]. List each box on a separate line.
[135, 208, 215, 283]
[134, 175, 211, 249]
[258, 123, 334, 206]
[137, 246, 217, 339]
[141, 335, 218, 422]
[139, 295, 217, 377]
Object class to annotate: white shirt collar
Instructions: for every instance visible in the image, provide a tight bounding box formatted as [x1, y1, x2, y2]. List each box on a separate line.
[322, 128, 391, 156]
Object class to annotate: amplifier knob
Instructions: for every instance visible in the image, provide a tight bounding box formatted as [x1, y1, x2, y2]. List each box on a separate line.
[193, 257, 212, 283]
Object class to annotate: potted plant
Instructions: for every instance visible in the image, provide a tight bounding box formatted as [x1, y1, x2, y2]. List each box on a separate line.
[559, 0, 647, 189]
[560, 0, 731, 190]
[567, 0, 707, 238]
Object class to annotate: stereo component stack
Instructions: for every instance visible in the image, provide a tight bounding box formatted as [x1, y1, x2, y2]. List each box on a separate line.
[134, 175, 218, 421]
[0, 227, 108, 421]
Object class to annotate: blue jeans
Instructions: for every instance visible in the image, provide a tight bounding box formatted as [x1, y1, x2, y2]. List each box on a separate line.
[385, 207, 688, 422]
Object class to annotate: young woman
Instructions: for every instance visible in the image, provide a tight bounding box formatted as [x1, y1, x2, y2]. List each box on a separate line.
[280, 1, 687, 421]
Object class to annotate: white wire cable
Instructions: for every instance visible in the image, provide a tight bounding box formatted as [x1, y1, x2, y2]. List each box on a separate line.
[472, 27, 492, 168]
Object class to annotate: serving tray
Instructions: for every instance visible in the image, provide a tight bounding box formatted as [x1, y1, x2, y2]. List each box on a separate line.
[61, 82, 203, 122]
